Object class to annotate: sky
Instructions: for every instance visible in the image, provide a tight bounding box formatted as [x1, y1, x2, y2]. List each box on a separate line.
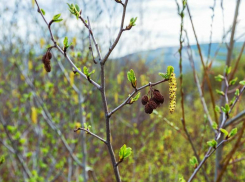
[1, 0, 245, 58]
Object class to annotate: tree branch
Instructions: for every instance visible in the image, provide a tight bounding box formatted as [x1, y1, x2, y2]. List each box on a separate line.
[108, 79, 168, 117]
[74, 128, 107, 144]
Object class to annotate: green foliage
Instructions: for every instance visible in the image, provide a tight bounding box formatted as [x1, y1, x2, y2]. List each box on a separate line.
[0, 155, 5, 165]
[189, 156, 198, 168]
[63, 36, 72, 50]
[159, 65, 174, 79]
[84, 123, 91, 131]
[215, 105, 221, 113]
[216, 89, 225, 96]
[40, 9, 45, 15]
[83, 66, 95, 77]
[229, 128, 237, 138]
[129, 92, 140, 104]
[207, 139, 217, 148]
[220, 128, 229, 138]
[235, 89, 240, 96]
[179, 176, 186, 182]
[239, 80, 245, 86]
[212, 122, 218, 130]
[67, 3, 81, 19]
[119, 144, 132, 161]
[127, 69, 137, 88]
[52, 14, 63, 23]
[215, 74, 224, 82]
[129, 17, 137, 26]
[229, 77, 237, 85]
[221, 104, 230, 114]
[225, 66, 231, 74]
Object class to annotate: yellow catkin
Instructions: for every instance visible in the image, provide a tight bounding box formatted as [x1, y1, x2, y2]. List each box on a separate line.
[40, 38, 45, 48]
[28, 61, 33, 70]
[69, 72, 74, 86]
[117, 74, 121, 84]
[75, 122, 81, 133]
[169, 72, 177, 113]
[114, 92, 118, 104]
[31, 107, 37, 124]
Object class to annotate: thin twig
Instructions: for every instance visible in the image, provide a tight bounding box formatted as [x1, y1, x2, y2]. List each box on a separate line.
[74, 128, 107, 144]
[186, 2, 218, 124]
[187, 86, 245, 181]
[102, 0, 129, 64]
[87, 17, 97, 64]
[185, 29, 215, 133]
[34, 0, 101, 90]
[216, 120, 245, 182]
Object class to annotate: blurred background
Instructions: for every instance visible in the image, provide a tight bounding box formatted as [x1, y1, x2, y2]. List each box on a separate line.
[0, 0, 245, 181]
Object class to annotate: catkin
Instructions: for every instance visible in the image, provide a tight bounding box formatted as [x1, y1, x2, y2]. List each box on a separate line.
[169, 72, 177, 113]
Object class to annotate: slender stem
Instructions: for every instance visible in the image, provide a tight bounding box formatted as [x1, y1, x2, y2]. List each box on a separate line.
[102, 0, 129, 64]
[74, 128, 107, 144]
[187, 86, 245, 181]
[34, 0, 101, 90]
[87, 17, 97, 64]
[186, 3, 218, 124]
[100, 63, 121, 182]
[188, 140, 226, 182]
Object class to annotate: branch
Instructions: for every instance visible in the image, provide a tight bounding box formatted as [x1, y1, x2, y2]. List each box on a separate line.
[87, 17, 97, 64]
[102, 0, 129, 64]
[216, 120, 245, 182]
[188, 140, 227, 182]
[108, 79, 168, 117]
[224, 110, 245, 128]
[74, 128, 107, 144]
[187, 86, 245, 181]
[34, 0, 101, 90]
[186, 2, 218, 124]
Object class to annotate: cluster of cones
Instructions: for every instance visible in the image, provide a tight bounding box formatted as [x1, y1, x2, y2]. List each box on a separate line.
[42, 51, 52, 72]
[141, 89, 164, 114]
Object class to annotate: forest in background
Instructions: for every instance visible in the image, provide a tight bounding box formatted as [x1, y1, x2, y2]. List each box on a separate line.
[0, 0, 245, 182]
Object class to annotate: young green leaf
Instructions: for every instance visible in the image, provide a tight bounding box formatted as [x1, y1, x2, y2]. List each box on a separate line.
[228, 128, 237, 138]
[220, 128, 229, 137]
[216, 89, 225, 96]
[127, 69, 137, 88]
[0, 156, 5, 165]
[159, 72, 169, 79]
[129, 92, 141, 104]
[225, 66, 231, 74]
[167, 66, 174, 76]
[129, 17, 137, 26]
[215, 105, 221, 113]
[83, 66, 89, 76]
[235, 89, 240, 96]
[119, 144, 132, 161]
[53, 14, 61, 20]
[40, 9, 45, 15]
[229, 77, 238, 85]
[207, 139, 217, 148]
[239, 80, 245, 86]
[215, 74, 224, 82]
[212, 122, 218, 130]
[189, 156, 198, 166]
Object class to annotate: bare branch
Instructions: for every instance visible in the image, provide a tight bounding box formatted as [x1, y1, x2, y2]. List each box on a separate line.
[102, 0, 129, 64]
[34, 0, 101, 90]
[74, 128, 107, 144]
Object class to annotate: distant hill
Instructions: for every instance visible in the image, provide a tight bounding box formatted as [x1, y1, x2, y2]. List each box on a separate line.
[115, 42, 243, 76]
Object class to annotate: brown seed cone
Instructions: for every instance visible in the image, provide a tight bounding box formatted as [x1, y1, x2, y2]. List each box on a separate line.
[44, 63, 51, 72]
[141, 95, 149, 105]
[42, 55, 46, 64]
[153, 89, 164, 104]
[148, 100, 158, 109]
[47, 52, 52, 59]
[152, 98, 161, 106]
[145, 103, 153, 114]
